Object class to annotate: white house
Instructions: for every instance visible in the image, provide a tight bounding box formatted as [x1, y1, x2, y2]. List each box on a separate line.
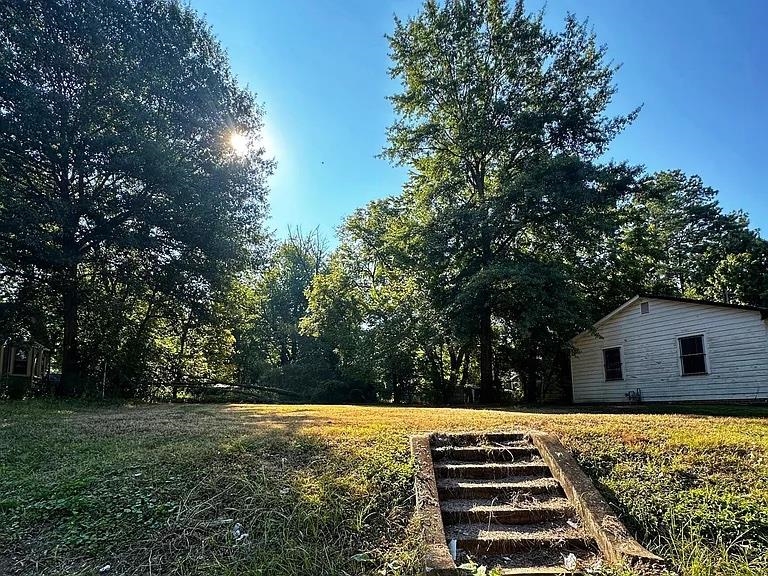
[570, 295, 768, 403]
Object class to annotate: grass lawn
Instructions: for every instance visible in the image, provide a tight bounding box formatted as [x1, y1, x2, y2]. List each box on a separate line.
[1, 402, 767, 576]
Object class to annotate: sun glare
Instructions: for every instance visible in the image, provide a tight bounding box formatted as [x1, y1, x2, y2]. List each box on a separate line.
[229, 131, 249, 157]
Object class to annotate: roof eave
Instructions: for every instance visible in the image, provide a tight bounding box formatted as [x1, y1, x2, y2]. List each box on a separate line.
[571, 295, 642, 342]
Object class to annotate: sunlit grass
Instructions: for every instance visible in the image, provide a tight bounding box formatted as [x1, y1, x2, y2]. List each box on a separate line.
[0, 401, 766, 575]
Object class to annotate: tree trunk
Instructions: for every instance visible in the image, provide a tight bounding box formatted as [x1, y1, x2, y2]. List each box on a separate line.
[523, 339, 538, 404]
[60, 263, 80, 397]
[475, 162, 496, 404]
[459, 349, 470, 389]
[424, 347, 445, 404]
[447, 347, 459, 405]
[478, 306, 495, 403]
[392, 373, 402, 404]
[173, 315, 191, 402]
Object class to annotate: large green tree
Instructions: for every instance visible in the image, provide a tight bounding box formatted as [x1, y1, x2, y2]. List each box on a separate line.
[236, 229, 328, 385]
[0, 0, 272, 394]
[304, 198, 491, 405]
[385, 0, 637, 401]
[611, 170, 768, 308]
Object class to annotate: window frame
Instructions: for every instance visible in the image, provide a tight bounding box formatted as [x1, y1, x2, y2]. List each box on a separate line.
[677, 333, 708, 377]
[10, 347, 30, 376]
[0, 346, 6, 375]
[602, 345, 624, 382]
[640, 301, 650, 315]
[32, 349, 41, 377]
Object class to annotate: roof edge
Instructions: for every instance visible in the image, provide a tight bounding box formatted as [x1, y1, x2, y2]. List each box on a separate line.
[572, 294, 768, 342]
[572, 295, 641, 341]
[639, 293, 768, 316]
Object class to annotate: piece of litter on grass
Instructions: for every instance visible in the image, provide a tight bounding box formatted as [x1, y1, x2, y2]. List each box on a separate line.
[566, 518, 580, 529]
[563, 552, 578, 570]
[232, 522, 244, 538]
[99, 565, 111, 573]
[448, 539, 457, 560]
[350, 552, 373, 563]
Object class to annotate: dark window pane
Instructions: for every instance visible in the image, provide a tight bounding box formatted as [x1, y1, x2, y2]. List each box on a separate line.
[640, 302, 649, 314]
[12, 348, 28, 375]
[605, 368, 623, 380]
[680, 336, 704, 356]
[679, 336, 707, 375]
[604, 348, 620, 364]
[682, 354, 706, 375]
[603, 347, 623, 381]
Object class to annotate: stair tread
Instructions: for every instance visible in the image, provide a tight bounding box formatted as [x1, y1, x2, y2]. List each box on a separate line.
[445, 521, 591, 542]
[496, 568, 586, 575]
[432, 446, 539, 462]
[470, 546, 601, 572]
[434, 432, 528, 440]
[431, 433, 530, 448]
[433, 446, 537, 454]
[435, 462, 547, 473]
[437, 477, 561, 490]
[441, 496, 572, 513]
[435, 461, 545, 469]
[435, 461, 551, 480]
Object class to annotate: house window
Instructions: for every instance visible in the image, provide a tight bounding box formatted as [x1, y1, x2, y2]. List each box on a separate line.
[603, 347, 623, 381]
[640, 302, 650, 314]
[12, 348, 28, 376]
[679, 335, 707, 375]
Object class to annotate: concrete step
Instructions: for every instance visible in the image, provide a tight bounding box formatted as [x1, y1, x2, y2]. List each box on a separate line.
[434, 461, 551, 479]
[467, 546, 601, 574]
[437, 477, 563, 500]
[441, 497, 572, 525]
[445, 521, 592, 556]
[432, 432, 529, 447]
[496, 568, 584, 576]
[414, 431, 660, 574]
[432, 445, 540, 462]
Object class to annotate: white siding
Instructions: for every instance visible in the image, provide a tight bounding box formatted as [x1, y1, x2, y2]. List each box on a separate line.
[571, 298, 768, 403]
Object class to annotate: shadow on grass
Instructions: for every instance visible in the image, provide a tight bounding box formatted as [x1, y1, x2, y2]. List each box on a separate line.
[0, 402, 420, 576]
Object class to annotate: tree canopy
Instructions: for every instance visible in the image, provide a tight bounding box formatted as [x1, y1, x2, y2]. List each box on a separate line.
[0, 0, 271, 395]
[384, 0, 639, 401]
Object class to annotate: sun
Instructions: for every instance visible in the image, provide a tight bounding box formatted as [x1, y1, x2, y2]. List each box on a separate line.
[229, 131, 250, 157]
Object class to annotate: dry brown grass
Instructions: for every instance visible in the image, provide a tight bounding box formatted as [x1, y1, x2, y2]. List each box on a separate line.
[1, 401, 766, 575]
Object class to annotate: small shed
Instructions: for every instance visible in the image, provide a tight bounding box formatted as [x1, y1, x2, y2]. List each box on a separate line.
[570, 295, 768, 403]
[0, 340, 51, 399]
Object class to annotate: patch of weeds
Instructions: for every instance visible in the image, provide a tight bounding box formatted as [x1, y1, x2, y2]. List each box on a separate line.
[660, 518, 768, 576]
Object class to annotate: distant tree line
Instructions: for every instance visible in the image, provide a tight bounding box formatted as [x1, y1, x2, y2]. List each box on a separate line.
[1, 0, 766, 402]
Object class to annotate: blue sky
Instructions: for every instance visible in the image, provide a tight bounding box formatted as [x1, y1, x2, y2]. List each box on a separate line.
[190, 0, 767, 241]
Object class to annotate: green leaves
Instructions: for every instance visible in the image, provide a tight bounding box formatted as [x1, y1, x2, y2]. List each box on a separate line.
[610, 170, 768, 308]
[384, 0, 638, 400]
[0, 0, 272, 393]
